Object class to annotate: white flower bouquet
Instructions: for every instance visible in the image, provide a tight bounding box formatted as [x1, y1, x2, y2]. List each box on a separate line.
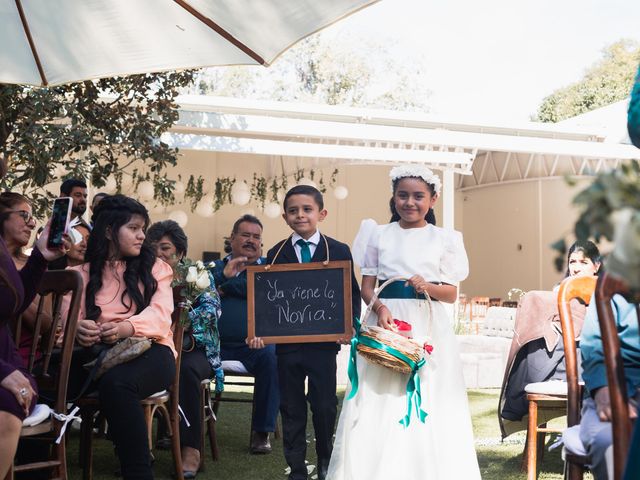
[172, 258, 216, 325]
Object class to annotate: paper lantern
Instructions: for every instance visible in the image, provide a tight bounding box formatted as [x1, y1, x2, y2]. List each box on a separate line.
[231, 181, 251, 206]
[169, 210, 188, 227]
[333, 185, 349, 200]
[137, 181, 155, 201]
[264, 202, 281, 219]
[195, 196, 215, 218]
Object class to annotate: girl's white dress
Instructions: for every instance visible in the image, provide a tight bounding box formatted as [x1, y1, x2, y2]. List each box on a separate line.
[327, 220, 481, 480]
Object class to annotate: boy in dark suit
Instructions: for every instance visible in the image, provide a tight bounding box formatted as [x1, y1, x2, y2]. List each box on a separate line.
[262, 185, 360, 480]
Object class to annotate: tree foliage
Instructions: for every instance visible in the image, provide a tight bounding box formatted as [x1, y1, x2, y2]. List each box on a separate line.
[188, 33, 431, 112]
[535, 39, 640, 122]
[0, 71, 199, 216]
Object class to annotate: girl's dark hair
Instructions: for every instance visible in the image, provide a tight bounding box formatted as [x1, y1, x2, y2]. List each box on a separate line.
[85, 195, 157, 321]
[389, 177, 437, 225]
[146, 220, 188, 257]
[564, 240, 602, 278]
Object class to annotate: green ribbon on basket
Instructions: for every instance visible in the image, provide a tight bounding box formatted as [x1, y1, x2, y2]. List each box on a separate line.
[346, 317, 428, 427]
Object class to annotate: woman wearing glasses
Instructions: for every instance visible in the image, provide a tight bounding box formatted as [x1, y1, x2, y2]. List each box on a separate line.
[0, 192, 54, 364]
[0, 176, 69, 477]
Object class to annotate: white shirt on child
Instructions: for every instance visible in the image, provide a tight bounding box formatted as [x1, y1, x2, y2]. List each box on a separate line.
[291, 230, 321, 263]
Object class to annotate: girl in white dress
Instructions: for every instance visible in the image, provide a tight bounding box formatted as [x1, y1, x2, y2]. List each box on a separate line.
[327, 165, 481, 480]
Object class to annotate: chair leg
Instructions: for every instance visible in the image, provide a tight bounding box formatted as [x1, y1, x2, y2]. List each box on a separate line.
[207, 413, 219, 461]
[143, 405, 154, 455]
[248, 392, 257, 451]
[526, 399, 538, 480]
[566, 462, 585, 480]
[171, 412, 184, 480]
[198, 385, 207, 471]
[80, 408, 95, 480]
[56, 433, 68, 480]
[537, 423, 547, 463]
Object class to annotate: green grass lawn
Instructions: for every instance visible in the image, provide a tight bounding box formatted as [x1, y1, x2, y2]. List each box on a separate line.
[64, 388, 576, 479]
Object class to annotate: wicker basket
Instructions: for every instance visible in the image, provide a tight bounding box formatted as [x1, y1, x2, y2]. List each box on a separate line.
[356, 276, 432, 374]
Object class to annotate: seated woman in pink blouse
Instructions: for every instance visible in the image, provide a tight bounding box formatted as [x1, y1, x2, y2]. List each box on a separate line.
[68, 195, 175, 480]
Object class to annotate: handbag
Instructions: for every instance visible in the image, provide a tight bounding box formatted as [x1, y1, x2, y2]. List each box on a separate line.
[83, 337, 152, 378]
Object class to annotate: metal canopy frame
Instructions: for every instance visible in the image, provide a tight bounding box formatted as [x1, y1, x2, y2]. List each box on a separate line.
[165, 95, 640, 228]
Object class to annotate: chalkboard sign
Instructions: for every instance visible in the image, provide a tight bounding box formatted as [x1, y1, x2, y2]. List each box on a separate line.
[246, 261, 353, 344]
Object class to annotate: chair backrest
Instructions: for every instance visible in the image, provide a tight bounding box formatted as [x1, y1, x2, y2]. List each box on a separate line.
[470, 296, 490, 318]
[501, 300, 519, 308]
[16, 270, 83, 427]
[29, 270, 83, 420]
[594, 273, 638, 480]
[556, 275, 597, 428]
[170, 287, 187, 415]
[489, 297, 502, 307]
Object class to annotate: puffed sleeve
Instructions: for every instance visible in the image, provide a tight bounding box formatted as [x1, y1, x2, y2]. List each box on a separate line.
[439, 229, 469, 284]
[352, 219, 380, 277]
[127, 259, 174, 339]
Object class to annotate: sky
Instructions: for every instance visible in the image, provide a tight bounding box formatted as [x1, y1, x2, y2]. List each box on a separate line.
[325, 0, 640, 123]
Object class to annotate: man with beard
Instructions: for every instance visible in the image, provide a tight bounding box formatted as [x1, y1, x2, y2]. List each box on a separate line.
[59, 178, 90, 229]
[211, 215, 279, 454]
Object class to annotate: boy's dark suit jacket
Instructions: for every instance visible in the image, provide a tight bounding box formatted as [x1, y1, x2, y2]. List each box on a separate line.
[266, 234, 361, 355]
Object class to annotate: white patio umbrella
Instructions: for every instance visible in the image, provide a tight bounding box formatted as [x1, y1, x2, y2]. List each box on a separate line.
[1, 0, 379, 87]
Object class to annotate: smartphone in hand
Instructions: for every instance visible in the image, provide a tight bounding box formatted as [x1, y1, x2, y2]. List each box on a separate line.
[47, 197, 72, 249]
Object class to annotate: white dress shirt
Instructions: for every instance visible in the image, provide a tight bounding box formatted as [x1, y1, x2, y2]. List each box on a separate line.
[291, 230, 321, 263]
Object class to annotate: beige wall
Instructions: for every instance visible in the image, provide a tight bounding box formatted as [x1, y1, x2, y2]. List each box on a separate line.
[459, 178, 588, 298]
[117, 151, 586, 300]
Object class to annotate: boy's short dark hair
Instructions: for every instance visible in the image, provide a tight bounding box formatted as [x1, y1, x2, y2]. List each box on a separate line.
[60, 178, 87, 195]
[283, 185, 324, 210]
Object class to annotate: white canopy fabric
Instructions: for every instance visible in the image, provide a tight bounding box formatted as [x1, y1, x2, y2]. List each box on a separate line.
[0, 0, 378, 86]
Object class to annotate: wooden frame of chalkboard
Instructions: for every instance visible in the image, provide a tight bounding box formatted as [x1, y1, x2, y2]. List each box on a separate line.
[246, 260, 353, 344]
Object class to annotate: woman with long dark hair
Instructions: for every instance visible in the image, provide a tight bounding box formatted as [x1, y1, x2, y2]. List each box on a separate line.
[68, 195, 175, 480]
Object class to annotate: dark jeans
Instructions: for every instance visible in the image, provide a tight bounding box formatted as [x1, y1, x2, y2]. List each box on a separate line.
[277, 347, 337, 480]
[98, 343, 175, 480]
[179, 347, 213, 449]
[221, 343, 280, 432]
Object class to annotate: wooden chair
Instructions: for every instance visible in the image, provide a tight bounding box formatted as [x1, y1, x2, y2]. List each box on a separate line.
[470, 296, 490, 334]
[210, 361, 259, 455]
[594, 273, 637, 480]
[6, 270, 83, 480]
[198, 378, 219, 466]
[524, 275, 596, 480]
[489, 297, 502, 307]
[79, 289, 186, 480]
[502, 300, 519, 308]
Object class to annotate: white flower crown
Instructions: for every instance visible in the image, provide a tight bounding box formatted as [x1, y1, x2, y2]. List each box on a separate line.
[389, 165, 441, 195]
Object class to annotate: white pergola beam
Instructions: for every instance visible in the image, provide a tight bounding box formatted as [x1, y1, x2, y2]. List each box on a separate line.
[162, 133, 474, 171]
[173, 110, 640, 161]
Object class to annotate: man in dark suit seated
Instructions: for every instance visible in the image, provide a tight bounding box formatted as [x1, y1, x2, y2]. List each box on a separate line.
[210, 215, 279, 454]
